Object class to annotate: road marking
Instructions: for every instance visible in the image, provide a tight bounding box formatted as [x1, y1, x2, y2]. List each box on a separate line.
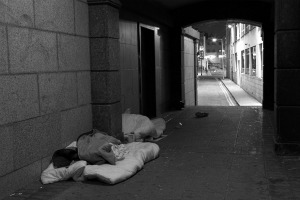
[217, 78, 236, 106]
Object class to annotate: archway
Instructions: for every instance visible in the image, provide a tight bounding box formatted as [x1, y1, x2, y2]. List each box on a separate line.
[190, 20, 264, 106]
[170, 1, 274, 109]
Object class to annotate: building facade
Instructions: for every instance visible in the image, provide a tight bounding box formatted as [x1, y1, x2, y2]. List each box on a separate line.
[228, 23, 264, 103]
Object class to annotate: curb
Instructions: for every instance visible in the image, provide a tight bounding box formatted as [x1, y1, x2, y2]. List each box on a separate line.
[218, 78, 240, 106]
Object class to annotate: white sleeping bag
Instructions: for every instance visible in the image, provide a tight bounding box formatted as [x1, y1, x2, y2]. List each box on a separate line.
[41, 142, 159, 185]
[122, 114, 166, 139]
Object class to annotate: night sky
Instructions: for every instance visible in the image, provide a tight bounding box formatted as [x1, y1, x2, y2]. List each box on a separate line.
[192, 20, 227, 38]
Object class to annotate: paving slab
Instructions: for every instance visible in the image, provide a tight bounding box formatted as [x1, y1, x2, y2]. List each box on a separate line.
[221, 78, 262, 106]
[3, 106, 300, 200]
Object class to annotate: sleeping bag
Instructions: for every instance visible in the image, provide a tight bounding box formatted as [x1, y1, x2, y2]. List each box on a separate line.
[77, 129, 121, 165]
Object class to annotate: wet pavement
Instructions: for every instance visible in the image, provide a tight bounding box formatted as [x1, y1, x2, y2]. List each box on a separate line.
[4, 106, 300, 200]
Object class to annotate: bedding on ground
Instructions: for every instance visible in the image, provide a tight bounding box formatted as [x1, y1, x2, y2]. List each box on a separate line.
[122, 113, 166, 140]
[41, 141, 159, 185]
[42, 114, 165, 185]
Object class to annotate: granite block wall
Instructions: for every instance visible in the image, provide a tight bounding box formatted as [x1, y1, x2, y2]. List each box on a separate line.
[275, 0, 300, 142]
[240, 74, 263, 103]
[89, 1, 122, 138]
[0, 0, 92, 198]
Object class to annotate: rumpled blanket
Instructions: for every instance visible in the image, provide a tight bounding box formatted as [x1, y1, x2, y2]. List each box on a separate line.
[77, 130, 121, 165]
[41, 142, 160, 185]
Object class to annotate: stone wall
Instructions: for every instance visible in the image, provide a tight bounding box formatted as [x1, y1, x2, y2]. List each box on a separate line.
[275, 0, 300, 142]
[89, 1, 122, 138]
[240, 74, 263, 103]
[0, 0, 92, 198]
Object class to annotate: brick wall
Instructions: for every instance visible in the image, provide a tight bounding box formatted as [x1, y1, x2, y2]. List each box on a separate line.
[0, 0, 92, 198]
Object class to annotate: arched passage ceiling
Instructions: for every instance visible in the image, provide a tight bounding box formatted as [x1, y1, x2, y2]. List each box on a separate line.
[121, 0, 275, 28]
[151, 0, 273, 10]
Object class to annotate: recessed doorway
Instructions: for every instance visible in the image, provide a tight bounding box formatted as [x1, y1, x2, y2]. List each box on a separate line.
[139, 25, 156, 118]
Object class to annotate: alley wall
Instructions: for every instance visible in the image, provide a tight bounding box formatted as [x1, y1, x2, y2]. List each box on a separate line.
[119, 17, 173, 116]
[119, 20, 140, 113]
[0, 0, 92, 198]
[182, 27, 200, 106]
[182, 36, 196, 106]
[230, 25, 263, 103]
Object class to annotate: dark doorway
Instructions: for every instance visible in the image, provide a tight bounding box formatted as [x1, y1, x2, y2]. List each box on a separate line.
[139, 26, 156, 118]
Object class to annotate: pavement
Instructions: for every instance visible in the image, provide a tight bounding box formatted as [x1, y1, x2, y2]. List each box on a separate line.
[220, 78, 262, 107]
[198, 66, 261, 107]
[3, 106, 300, 200]
[197, 77, 237, 106]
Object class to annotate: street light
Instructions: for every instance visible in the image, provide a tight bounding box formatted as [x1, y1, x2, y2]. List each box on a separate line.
[212, 37, 224, 79]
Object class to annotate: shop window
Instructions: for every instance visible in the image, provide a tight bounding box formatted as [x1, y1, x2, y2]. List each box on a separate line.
[251, 46, 256, 76]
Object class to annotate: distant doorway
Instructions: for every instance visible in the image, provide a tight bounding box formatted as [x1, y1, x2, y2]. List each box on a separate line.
[139, 26, 156, 118]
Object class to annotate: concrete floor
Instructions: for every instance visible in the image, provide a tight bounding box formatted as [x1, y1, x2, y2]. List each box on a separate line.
[4, 106, 300, 200]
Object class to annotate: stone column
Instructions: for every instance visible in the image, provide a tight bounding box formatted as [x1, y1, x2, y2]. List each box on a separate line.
[275, 0, 300, 143]
[88, 0, 123, 139]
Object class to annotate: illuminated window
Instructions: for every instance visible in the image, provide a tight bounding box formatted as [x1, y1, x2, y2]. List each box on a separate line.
[246, 24, 250, 33]
[251, 46, 256, 76]
[236, 24, 240, 39]
[241, 50, 245, 73]
[241, 24, 245, 36]
[235, 24, 238, 41]
[235, 53, 237, 72]
[245, 48, 249, 74]
[260, 43, 263, 78]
